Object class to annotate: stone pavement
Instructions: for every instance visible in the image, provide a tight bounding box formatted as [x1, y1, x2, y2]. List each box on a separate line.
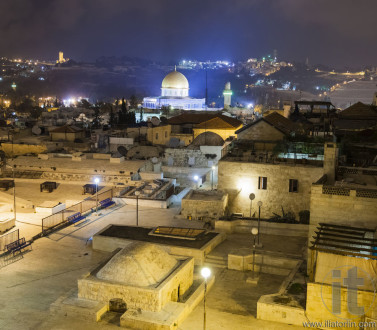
[0, 201, 305, 329]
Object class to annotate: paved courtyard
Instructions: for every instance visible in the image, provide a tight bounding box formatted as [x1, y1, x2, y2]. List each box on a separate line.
[0, 197, 306, 329]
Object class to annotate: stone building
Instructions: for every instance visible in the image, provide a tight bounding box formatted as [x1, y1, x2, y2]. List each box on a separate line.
[147, 113, 242, 146]
[49, 125, 85, 142]
[218, 158, 323, 219]
[78, 242, 194, 312]
[235, 112, 296, 152]
[307, 143, 377, 276]
[77, 242, 196, 328]
[181, 190, 228, 221]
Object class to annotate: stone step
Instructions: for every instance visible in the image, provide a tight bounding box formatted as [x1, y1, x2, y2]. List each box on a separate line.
[204, 261, 227, 269]
[205, 255, 227, 262]
[204, 255, 227, 268]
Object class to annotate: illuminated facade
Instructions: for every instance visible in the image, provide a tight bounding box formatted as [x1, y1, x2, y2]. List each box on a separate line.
[143, 68, 206, 110]
[223, 81, 232, 108]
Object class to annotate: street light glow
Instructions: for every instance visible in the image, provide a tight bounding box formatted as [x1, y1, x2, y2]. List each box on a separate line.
[201, 267, 211, 279]
[94, 177, 100, 184]
[194, 175, 199, 181]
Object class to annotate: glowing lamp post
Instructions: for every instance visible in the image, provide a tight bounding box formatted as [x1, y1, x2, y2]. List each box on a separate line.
[201, 267, 211, 330]
[251, 227, 258, 278]
[257, 201, 263, 246]
[135, 190, 140, 226]
[94, 177, 100, 215]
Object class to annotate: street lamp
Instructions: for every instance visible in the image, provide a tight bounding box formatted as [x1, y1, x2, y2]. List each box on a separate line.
[201, 267, 211, 330]
[94, 177, 100, 215]
[135, 190, 140, 226]
[211, 166, 215, 190]
[249, 193, 255, 218]
[257, 201, 263, 246]
[251, 227, 258, 278]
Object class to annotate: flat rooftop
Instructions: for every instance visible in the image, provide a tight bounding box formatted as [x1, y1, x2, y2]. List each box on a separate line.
[9, 156, 145, 174]
[99, 225, 219, 249]
[184, 190, 225, 201]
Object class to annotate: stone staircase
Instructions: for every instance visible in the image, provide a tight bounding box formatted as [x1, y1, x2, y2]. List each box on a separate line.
[204, 254, 227, 269]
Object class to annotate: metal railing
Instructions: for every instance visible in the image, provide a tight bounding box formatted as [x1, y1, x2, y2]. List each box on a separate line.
[41, 188, 113, 233]
[0, 229, 19, 251]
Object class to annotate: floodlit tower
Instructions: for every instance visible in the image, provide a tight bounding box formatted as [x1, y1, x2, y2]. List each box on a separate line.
[223, 82, 232, 109]
[59, 52, 64, 63]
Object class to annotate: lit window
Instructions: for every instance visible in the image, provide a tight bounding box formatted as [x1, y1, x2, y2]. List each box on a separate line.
[258, 177, 267, 190]
[289, 179, 298, 192]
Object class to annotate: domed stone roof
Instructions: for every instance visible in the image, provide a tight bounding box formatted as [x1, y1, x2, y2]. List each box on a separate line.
[191, 131, 225, 146]
[96, 242, 178, 287]
[161, 70, 189, 89]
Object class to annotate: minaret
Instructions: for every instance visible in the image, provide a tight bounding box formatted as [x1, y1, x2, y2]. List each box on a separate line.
[223, 82, 232, 109]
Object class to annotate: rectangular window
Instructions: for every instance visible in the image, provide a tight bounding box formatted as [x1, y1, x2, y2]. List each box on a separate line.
[165, 131, 168, 138]
[289, 179, 298, 192]
[155, 133, 159, 140]
[258, 177, 267, 190]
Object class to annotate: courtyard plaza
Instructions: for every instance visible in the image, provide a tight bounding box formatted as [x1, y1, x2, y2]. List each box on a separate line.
[0, 185, 306, 329]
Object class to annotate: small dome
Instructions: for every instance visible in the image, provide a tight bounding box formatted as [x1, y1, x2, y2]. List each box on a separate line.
[96, 242, 178, 287]
[191, 131, 225, 146]
[162, 70, 189, 89]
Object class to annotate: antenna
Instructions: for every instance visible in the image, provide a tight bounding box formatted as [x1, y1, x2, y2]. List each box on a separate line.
[205, 70, 208, 109]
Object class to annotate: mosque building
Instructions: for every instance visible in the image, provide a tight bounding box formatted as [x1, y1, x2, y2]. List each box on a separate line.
[143, 68, 206, 110]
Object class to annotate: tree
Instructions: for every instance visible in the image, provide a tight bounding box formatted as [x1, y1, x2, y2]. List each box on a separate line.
[110, 105, 115, 127]
[78, 99, 91, 109]
[129, 94, 138, 110]
[139, 107, 144, 122]
[30, 107, 43, 119]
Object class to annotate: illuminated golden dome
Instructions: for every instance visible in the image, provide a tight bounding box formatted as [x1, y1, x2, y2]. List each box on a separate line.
[161, 70, 189, 89]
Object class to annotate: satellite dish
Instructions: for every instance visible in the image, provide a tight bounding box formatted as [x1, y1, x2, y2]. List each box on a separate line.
[151, 157, 158, 164]
[32, 125, 42, 135]
[249, 193, 255, 201]
[168, 137, 180, 148]
[117, 146, 127, 157]
[151, 117, 160, 126]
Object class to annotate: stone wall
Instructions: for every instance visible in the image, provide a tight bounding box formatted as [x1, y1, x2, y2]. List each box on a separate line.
[218, 160, 323, 219]
[78, 258, 194, 312]
[78, 276, 161, 312]
[308, 184, 377, 276]
[164, 148, 209, 167]
[181, 190, 228, 220]
[306, 282, 377, 329]
[0, 143, 47, 156]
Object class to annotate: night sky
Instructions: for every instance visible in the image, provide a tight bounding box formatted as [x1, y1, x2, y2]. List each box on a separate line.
[1, 0, 376, 67]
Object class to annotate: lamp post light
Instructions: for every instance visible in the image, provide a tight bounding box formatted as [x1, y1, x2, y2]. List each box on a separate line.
[251, 227, 258, 278]
[94, 177, 100, 215]
[135, 190, 140, 226]
[201, 267, 211, 330]
[211, 166, 215, 190]
[257, 201, 263, 246]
